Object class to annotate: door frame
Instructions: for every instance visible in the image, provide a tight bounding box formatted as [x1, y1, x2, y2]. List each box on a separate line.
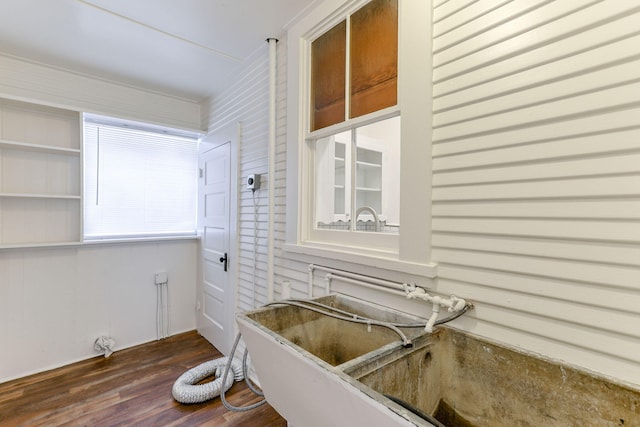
[196, 122, 240, 355]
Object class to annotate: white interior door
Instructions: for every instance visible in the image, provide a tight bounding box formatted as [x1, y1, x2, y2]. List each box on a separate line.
[197, 125, 237, 355]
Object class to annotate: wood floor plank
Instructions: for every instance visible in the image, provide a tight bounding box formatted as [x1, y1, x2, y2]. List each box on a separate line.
[0, 331, 287, 426]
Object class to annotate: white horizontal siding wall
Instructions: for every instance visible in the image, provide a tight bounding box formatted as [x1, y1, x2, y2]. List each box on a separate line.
[207, 46, 272, 313]
[205, 0, 640, 389]
[205, 35, 320, 311]
[270, 36, 313, 301]
[432, 0, 640, 386]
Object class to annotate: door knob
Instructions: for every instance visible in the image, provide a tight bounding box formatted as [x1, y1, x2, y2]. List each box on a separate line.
[219, 252, 228, 272]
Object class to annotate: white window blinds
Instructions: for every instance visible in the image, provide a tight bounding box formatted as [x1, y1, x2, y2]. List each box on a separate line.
[83, 117, 198, 239]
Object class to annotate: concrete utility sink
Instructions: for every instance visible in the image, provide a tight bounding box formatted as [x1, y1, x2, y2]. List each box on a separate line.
[241, 294, 426, 366]
[237, 294, 432, 426]
[347, 327, 640, 426]
[237, 294, 640, 426]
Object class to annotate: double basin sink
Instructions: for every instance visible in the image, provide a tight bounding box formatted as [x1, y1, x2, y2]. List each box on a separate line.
[237, 294, 640, 427]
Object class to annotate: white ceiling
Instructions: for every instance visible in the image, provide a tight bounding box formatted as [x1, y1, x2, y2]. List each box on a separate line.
[0, 0, 315, 102]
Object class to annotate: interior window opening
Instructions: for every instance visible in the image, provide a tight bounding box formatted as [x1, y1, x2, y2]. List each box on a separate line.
[314, 115, 400, 234]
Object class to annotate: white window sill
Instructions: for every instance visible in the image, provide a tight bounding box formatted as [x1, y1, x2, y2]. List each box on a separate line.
[83, 234, 199, 246]
[283, 242, 438, 278]
[0, 235, 199, 251]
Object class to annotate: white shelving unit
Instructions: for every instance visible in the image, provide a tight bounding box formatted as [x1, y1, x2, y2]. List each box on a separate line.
[355, 147, 382, 215]
[334, 142, 346, 215]
[0, 98, 82, 247]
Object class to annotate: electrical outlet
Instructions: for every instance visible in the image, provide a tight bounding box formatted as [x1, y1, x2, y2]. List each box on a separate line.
[155, 271, 168, 285]
[246, 174, 260, 190]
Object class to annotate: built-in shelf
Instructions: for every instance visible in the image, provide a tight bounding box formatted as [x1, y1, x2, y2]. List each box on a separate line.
[0, 241, 83, 250]
[356, 160, 381, 168]
[356, 147, 382, 214]
[0, 98, 82, 248]
[0, 139, 81, 155]
[0, 193, 81, 199]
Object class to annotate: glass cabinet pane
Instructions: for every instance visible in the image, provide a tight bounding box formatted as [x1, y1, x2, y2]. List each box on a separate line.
[334, 142, 346, 214]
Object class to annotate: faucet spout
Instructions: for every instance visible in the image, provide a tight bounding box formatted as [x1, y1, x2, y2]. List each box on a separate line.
[355, 206, 380, 232]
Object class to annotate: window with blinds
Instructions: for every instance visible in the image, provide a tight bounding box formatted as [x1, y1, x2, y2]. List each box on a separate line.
[83, 115, 199, 239]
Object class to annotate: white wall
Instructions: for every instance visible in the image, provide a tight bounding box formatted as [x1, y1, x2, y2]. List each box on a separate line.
[0, 56, 201, 383]
[0, 240, 197, 383]
[0, 54, 202, 131]
[430, 0, 640, 387]
[206, 1, 640, 389]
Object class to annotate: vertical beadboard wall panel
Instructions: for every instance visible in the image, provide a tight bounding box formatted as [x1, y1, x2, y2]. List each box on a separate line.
[432, 1, 640, 385]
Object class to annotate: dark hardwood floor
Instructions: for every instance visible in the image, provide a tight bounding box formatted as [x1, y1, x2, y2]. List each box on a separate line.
[0, 331, 287, 426]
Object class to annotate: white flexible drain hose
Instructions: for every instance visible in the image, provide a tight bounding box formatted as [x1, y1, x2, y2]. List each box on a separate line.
[172, 357, 244, 404]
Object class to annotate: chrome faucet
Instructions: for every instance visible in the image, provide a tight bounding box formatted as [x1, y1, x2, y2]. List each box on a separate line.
[354, 206, 380, 232]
